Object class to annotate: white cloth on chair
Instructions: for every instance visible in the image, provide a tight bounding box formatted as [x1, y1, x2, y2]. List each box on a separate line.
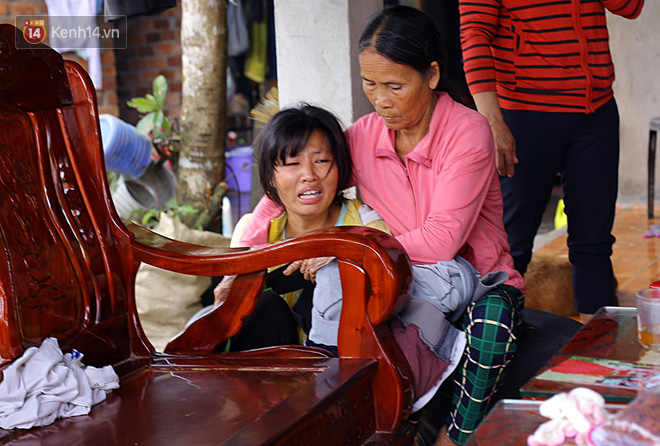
[0, 337, 119, 430]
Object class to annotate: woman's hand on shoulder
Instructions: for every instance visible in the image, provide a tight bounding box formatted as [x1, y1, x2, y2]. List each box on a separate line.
[283, 257, 335, 283]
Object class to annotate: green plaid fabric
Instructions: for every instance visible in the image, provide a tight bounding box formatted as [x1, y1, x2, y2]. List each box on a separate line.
[446, 285, 524, 445]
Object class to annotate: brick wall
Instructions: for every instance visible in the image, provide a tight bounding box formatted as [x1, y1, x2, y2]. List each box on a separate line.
[114, 6, 182, 125]
[1, 2, 221, 130]
[1, 0, 119, 116]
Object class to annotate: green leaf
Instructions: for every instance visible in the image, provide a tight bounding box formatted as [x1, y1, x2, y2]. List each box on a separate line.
[153, 75, 168, 108]
[161, 116, 172, 132]
[141, 209, 160, 225]
[165, 198, 179, 207]
[107, 171, 119, 193]
[151, 126, 167, 140]
[126, 97, 159, 113]
[136, 112, 155, 135]
[176, 205, 198, 215]
[145, 94, 159, 107]
[153, 110, 164, 129]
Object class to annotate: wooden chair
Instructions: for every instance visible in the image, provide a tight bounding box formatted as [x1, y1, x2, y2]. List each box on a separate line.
[0, 24, 415, 444]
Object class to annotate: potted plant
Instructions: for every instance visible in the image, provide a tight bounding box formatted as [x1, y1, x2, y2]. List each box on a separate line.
[127, 75, 181, 172]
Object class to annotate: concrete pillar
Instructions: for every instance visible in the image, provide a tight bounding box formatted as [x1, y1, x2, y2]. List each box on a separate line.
[273, 0, 382, 128]
[608, 4, 660, 203]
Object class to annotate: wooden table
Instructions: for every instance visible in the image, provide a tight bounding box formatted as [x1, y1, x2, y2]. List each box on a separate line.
[466, 308, 648, 445]
[521, 306, 660, 402]
[465, 399, 622, 446]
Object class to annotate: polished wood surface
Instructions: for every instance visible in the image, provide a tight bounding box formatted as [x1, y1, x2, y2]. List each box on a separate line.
[465, 399, 623, 446]
[465, 400, 553, 446]
[521, 307, 659, 402]
[0, 24, 414, 444]
[0, 355, 381, 445]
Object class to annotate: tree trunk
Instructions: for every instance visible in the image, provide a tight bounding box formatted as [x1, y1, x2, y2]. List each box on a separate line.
[179, 0, 227, 230]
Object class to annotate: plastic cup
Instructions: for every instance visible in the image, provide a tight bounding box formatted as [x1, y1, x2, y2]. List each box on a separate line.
[636, 288, 660, 350]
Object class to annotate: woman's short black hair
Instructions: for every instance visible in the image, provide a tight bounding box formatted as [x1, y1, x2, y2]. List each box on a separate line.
[359, 5, 462, 102]
[256, 103, 353, 206]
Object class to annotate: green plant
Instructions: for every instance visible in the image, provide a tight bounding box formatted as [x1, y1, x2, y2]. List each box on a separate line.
[131, 199, 200, 230]
[127, 74, 181, 172]
[127, 75, 179, 143]
[107, 171, 119, 193]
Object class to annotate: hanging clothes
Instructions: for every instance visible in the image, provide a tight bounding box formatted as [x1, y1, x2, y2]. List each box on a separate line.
[104, 0, 177, 19]
[244, 18, 268, 84]
[44, 0, 102, 89]
[228, 0, 249, 57]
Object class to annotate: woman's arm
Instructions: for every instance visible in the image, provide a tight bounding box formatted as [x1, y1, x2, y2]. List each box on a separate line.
[601, 0, 644, 19]
[458, 1, 518, 177]
[394, 121, 499, 265]
[237, 195, 283, 247]
[472, 91, 517, 177]
[458, 0, 501, 96]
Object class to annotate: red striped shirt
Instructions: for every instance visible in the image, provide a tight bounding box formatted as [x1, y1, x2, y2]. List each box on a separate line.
[459, 0, 643, 113]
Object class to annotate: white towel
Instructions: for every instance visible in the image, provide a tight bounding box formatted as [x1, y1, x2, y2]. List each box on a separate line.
[0, 337, 119, 430]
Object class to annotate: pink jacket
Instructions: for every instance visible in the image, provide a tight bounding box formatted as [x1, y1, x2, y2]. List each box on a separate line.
[241, 93, 525, 291]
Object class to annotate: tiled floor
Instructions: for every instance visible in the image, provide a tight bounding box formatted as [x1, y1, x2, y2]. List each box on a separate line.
[533, 204, 660, 308]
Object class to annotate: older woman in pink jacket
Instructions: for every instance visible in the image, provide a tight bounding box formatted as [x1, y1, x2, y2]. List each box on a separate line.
[239, 6, 525, 446]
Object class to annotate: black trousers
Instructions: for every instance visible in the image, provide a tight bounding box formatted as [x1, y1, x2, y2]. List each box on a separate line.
[500, 98, 620, 314]
[219, 290, 299, 352]
[216, 265, 315, 353]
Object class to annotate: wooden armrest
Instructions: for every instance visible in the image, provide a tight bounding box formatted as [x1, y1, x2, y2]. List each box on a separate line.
[128, 222, 414, 429]
[164, 271, 267, 354]
[127, 222, 411, 322]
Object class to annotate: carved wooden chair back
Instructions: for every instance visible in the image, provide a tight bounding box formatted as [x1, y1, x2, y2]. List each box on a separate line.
[0, 25, 151, 375]
[0, 23, 415, 441]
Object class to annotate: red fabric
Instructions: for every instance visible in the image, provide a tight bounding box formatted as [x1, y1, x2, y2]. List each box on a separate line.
[552, 359, 616, 376]
[388, 319, 450, 401]
[460, 0, 644, 113]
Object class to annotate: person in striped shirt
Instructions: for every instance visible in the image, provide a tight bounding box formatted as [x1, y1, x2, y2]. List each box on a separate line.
[459, 0, 644, 323]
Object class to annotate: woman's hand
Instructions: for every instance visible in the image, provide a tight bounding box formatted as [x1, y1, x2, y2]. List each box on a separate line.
[213, 275, 237, 307]
[283, 257, 335, 283]
[490, 120, 518, 177]
[472, 91, 518, 177]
